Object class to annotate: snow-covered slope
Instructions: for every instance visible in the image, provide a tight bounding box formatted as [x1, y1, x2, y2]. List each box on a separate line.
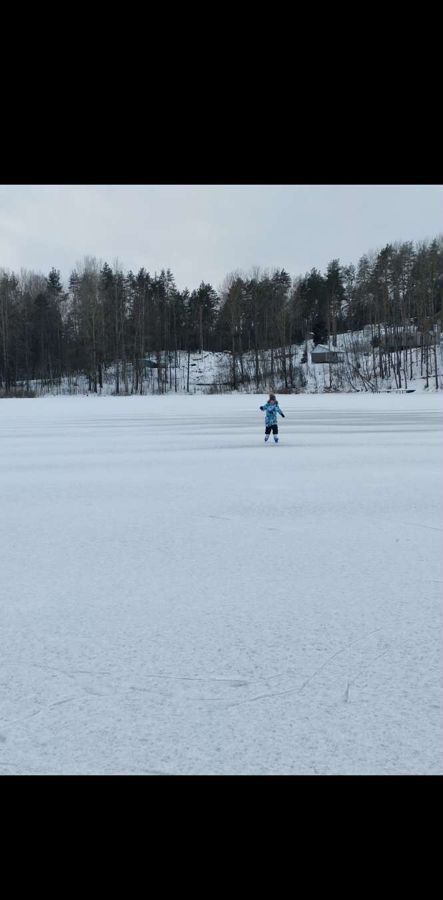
[19, 329, 443, 396]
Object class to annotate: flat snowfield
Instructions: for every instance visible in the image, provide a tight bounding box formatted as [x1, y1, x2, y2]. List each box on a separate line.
[1, 393, 442, 775]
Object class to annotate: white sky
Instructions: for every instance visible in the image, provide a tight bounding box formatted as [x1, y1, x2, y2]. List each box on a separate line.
[0, 184, 441, 292]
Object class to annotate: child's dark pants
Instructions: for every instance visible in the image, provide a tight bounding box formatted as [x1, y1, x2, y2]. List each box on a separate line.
[265, 424, 278, 435]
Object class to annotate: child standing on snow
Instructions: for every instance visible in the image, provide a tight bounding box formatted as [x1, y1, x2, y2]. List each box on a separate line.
[260, 393, 285, 443]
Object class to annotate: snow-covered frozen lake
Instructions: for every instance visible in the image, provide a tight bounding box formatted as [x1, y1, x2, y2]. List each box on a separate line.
[1, 392, 442, 775]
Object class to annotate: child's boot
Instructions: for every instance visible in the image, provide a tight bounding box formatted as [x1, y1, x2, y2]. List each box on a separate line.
[274, 436, 279, 443]
[264, 435, 269, 442]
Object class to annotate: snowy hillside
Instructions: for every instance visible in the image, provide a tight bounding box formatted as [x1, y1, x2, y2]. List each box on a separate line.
[17, 327, 443, 397]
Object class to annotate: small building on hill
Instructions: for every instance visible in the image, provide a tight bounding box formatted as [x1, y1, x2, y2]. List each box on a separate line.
[311, 345, 344, 364]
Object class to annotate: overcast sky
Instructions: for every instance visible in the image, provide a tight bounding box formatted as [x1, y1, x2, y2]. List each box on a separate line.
[0, 184, 441, 291]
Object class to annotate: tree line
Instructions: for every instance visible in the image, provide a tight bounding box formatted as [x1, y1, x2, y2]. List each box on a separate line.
[0, 237, 442, 393]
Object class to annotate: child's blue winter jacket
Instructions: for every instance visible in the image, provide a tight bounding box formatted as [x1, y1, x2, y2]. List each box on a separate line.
[260, 401, 285, 426]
